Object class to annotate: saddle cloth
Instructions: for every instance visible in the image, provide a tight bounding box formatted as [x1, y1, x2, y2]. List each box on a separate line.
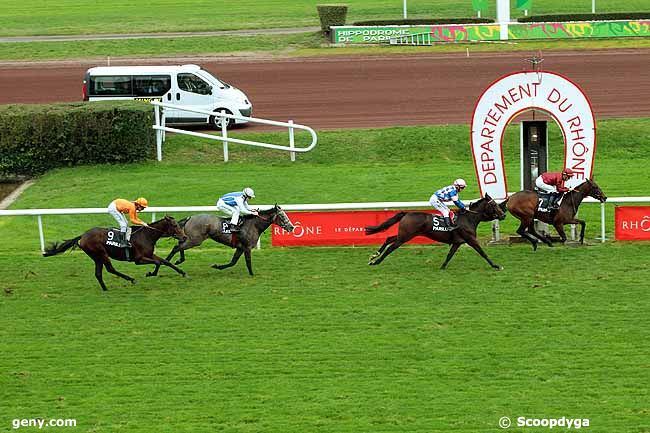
[536, 192, 563, 213]
[431, 211, 457, 232]
[105, 228, 132, 261]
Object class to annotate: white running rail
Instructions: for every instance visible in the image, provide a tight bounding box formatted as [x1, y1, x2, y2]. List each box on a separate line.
[2, 198, 650, 253]
[151, 101, 317, 162]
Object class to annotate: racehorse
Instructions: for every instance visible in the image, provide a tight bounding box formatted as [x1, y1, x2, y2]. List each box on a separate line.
[147, 204, 294, 277]
[43, 216, 187, 291]
[500, 179, 607, 249]
[366, 195, 506, 270]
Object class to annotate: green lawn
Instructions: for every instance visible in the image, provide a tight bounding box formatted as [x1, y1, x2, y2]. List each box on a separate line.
[2, 0, 649, 36]
[1, 119, 649, 432]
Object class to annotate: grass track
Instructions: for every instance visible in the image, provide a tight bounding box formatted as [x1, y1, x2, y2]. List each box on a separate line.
[1, 120, 649, 432]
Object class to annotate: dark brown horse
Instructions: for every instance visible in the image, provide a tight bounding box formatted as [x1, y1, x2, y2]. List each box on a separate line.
[501, 179, 607, 249]
[43, 216, 187, 291]
[366, 195, 506, 270]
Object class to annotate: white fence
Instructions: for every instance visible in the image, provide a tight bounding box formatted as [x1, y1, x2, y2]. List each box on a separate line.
[151, 101, 317, 162]
[2, 197, 650, 253]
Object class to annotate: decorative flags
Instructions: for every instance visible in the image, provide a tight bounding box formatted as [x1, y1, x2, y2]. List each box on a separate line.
[516, 0, 532, 10]
[472, 0, 489, 12]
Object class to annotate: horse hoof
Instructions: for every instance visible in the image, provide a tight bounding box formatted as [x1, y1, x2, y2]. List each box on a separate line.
[145, 272, 155, 277]
[130, 279, 136, 285]
[493, 265, 503, 271]
[175, 260, 182, 265]
[212, 264, 222, 270]
[181, 272, 187, 278]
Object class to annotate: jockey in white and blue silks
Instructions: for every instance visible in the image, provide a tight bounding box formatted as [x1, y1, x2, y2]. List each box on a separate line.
[216, 187, 258, 232]
[429, 179, 467, 230]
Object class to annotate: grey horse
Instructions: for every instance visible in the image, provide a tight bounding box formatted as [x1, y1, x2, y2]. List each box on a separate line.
[147, 204, 294, 277]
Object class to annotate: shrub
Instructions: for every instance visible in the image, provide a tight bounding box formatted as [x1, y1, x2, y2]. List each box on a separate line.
[0, 101, 155, 177]
[353, 18, 494, 25]
[518, 12, 650, 22]
[317, 4, 348, 33]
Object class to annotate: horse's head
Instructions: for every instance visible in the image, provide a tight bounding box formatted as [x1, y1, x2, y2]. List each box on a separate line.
[582, 179, 607, 203]
[158, 216, 187, 242]
[270, 204, 294, 232]
[470, 193, 506, 221]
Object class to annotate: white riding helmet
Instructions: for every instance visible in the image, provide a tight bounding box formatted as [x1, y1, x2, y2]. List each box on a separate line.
[454, 178, 467, 189]
[243, 187, 255, 198]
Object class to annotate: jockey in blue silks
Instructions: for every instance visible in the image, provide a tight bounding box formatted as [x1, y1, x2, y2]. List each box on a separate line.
[429, 179, 467, 230]
[216, 187, 258, 232]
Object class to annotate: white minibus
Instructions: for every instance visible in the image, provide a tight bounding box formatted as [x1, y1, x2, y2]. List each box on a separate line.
[83, 64, 252, 128]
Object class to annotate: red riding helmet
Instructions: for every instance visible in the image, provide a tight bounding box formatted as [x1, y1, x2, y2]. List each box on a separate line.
[562, 168, 575, 177]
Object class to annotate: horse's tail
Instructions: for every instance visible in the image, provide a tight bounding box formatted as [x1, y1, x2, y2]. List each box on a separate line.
[498, 197, 510, 213]
[43, 236, 82, 257]
[365, 212, 407, 235]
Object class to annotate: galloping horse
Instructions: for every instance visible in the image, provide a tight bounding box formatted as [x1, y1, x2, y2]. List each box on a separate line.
[148, 204, 294, 277]
[43, 216, 187, 291]
[501, 179, 607, 249]
[366, 195, 506, 270]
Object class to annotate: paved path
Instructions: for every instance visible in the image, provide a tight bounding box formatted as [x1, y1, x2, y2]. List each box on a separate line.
[0, 27, 321, 43]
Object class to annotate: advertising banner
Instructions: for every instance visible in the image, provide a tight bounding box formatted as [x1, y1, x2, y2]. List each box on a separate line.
[272, 210, 445, 246]
[615, 206, 650, 240]
[331, 21, 650, 44]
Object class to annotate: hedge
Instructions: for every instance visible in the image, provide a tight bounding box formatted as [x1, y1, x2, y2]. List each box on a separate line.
[518, 12, 650, 22]
[353, 18, 494, 25]
[317, 4, 348, 32]
[0, 101, 155, 177]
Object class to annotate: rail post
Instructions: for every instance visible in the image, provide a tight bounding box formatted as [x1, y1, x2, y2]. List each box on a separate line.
[600, 202, 606, 242]
[221, 110, 229, 162]
[289, 120, 296, 162]
[155, 104, 163, 161]
[37, 215, 45, 253]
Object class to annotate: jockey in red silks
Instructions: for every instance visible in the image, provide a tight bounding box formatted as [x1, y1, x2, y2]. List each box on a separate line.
[535, 168, 575, 209]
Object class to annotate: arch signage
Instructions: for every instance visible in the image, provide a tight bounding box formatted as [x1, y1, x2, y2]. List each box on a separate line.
[471, 71, 596, 199]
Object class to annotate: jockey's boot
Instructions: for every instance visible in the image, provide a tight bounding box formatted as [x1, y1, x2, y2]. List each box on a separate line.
[550, 193, 561, 210]
[444, 216, 458, 231]
[118, 231, 130, 248]
[229, 223, 241, 233]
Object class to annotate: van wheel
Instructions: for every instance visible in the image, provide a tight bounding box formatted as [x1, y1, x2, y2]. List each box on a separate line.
[210, 109, 233, 130]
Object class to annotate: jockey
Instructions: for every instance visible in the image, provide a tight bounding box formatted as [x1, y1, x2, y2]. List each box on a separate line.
[107, 197, 149, 247]
[216, 187, 258, 232]
[535, 168, 575, 209]
[429, 179, 467, 230]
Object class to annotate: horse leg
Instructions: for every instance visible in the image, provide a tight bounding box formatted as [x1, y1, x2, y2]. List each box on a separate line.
[567, 218, 587, 244]
[135, 255, 186, 277]
[212, 248, 244, 270]
[93, 259, 108, 291]
[527, 221, 553, 247]
[244, 249, 254, 276]
[516, 220, 539, 250]
[440, 243, 462, 270]
[369, 240, 404, 266]
[552, 222, 568, 243]
[147, 244, 180, 277]
[465, 236, 502, 270]
[104, 258, 135, 284]
[369, 235, 397, 263]
[176, 249, 186, 265]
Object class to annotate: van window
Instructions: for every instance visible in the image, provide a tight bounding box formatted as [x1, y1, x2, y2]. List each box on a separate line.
[90, 76, 132, 96]
[133, 75, 171, 97]
[178, 73, 211, 95]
